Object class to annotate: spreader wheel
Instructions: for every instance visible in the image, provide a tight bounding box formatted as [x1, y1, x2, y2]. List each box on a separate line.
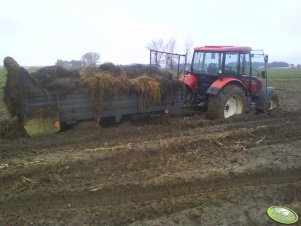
[23, 107, 60, 136]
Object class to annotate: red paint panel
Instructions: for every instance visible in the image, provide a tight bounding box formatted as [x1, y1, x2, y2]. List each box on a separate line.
[179, 74, 198, 93]
[210, 77, 246, 90]
[240, 77, 261, 95]
[194, 46, 252, 53]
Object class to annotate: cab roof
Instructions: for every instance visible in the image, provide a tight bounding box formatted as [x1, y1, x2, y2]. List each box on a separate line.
[194, 46, 252, 53]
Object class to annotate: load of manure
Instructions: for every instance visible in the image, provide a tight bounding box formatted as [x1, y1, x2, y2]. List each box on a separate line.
[30, 66, 81, 94]
[80, 69, 131, 121]
[130, 75, 161, 111]
[3, 57, 183, 124]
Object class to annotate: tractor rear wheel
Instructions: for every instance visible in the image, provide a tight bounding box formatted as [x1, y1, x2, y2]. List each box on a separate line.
[207, 84, 246, 119]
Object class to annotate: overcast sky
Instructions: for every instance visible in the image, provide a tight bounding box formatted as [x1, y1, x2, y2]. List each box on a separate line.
[1, 0, 301, 66]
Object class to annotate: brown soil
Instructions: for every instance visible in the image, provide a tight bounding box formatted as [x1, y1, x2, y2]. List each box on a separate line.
[0, 81, 300, 225]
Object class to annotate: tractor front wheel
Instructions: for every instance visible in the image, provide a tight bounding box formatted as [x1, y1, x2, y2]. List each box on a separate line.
[256, 90, 279, 113]
[207, 84, 246, 119]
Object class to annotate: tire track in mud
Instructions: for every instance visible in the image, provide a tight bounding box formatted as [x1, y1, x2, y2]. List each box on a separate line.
[1, 111, 300, 225]
[1, 110, 300, 166]
[1, 112, 300, 198]
[1, 116, 300, 190]
[1, 167, 301, 225]
[0, 110, 299, 158]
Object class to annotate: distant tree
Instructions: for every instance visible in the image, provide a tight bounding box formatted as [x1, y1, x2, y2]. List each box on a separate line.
[184, 38, 194, 64]
[55, 59, 84, 69]
[147, 38, 165, 52]
[55, 59, 65, 67]
[55, 59, 71, 68]
[166, 38, 176, 53]
[147, 39, 165, 67]
[252, 61, 265, 69]
[147, 38, 190, 70]
[70, 60, 84, 69]
[81, 52, 100, 67]
[270, 61, 289, 68]
[165, 38, 177, 69]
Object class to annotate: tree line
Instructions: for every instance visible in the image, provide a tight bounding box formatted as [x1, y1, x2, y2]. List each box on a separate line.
[253, 61, 291, 69]
[55, 52, 100, 69]
[55, 41, 293, 70]
[146, 38, 193, 69]
[269, 61, 289, 67]
[55, 39, 193, 70]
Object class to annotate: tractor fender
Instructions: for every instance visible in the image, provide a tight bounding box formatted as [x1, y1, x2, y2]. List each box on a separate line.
[253, 87, 274, 109]
[179, 74, 198, 93]
[207, 77, 246, 95]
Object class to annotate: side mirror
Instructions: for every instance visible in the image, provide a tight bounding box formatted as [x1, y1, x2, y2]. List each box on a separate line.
[261, 71, 266, 79]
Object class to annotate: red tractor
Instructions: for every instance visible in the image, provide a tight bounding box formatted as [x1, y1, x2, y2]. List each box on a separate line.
[180, 46, 279, 119]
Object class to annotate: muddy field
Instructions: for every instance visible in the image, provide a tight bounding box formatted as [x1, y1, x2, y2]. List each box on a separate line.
[0, 79, 301, 225]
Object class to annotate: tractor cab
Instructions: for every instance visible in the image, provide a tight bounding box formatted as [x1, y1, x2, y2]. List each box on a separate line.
[180, 46, 278, 119]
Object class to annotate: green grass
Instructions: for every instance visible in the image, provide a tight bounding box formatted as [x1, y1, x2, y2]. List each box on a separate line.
[0, 67, 40, 89]
[0, 68, 6, 89]
[267, 68, 301, 82]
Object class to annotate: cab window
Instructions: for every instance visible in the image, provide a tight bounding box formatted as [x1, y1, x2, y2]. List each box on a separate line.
[224, 52, 238, 75]
[192, 51, 221, 75]
[239, 53, 251, 76]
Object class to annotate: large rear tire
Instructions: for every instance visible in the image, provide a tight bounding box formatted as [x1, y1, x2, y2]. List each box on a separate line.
[207, 84, 246, 119]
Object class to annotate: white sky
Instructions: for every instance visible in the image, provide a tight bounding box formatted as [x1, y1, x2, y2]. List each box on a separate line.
[1, 0, 301, 66]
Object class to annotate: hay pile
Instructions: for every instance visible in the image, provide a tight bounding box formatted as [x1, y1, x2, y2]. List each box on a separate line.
[158, 77, 183, 101]
[31, 66, 81, 94]
[80, 69, 131, 121]
[98, 63, 173, 79]
[80, 68, 181, 112]
[130, 76, 161, 111]
[98, 63, 125, 76]
[123, 64, 173, 79]
[3, 58, 183, 123]
[80, 69, 130, 98]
